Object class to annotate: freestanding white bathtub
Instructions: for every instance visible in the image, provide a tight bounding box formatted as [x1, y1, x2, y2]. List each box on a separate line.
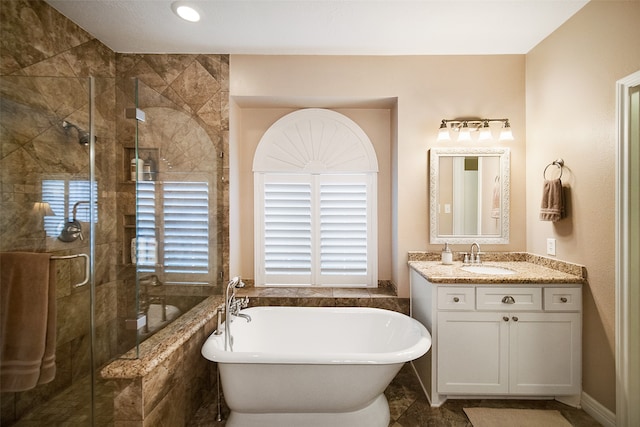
[201, 306, 431, 427]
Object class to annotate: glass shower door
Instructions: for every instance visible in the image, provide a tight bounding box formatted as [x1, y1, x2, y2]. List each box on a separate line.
[0, 75, 110, 426]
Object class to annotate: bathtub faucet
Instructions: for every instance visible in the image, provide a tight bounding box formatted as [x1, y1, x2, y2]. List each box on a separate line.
[225, 277, 251, 351]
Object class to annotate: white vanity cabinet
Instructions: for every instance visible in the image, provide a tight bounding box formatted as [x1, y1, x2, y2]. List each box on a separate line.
[410, 268, 582, 407]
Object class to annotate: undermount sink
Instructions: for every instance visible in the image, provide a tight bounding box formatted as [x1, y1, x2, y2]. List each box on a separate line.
[460, 265, 516, 275]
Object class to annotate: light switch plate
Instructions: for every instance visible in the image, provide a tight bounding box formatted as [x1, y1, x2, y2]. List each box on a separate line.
[546, 238, 556, 256]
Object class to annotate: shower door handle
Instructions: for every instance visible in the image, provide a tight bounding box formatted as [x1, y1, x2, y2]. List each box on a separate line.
[51, 253, 89, 288]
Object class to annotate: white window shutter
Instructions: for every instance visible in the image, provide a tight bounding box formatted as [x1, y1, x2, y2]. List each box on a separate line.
[264, 181, 312, 275]
[162, 182, 209, 274]
[319, 181, 367, 275]
[136, 181, 157, 271]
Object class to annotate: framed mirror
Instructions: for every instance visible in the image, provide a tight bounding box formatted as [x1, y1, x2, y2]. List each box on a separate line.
[430, 147, 510, 244]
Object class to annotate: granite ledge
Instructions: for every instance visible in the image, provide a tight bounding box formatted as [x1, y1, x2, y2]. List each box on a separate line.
[408, 251, 586, 285]
[100, 295, 224, 380]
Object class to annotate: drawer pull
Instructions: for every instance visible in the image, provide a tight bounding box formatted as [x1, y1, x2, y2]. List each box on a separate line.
[453, 297, 460, 303]
[503, 316, 509, 322]
[512, 316, 519, 322]
[560, 297, 568, 303]
[502, 295, 516, 304]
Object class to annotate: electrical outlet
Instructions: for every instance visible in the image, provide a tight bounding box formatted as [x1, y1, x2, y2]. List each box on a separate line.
[546, 238, 556, 256]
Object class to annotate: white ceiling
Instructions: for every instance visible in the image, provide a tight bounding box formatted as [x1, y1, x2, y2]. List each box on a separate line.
[46, 0, 589, 55]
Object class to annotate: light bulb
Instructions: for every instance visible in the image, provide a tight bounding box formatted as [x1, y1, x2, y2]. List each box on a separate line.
[437, 122, 451, 141]
[172, 2, 200, 22]
[478, 121, 492, 141]
[499, 121, 514, 141]
[457, 122, 472, 142]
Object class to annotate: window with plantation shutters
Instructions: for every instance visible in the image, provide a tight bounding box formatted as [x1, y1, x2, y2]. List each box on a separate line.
[253, 109, 378, 288]
[42, 179, 98, 237]
[257, 174, 375, 286]
[162, 182, 209, 274]
[135, 181, 209, 275]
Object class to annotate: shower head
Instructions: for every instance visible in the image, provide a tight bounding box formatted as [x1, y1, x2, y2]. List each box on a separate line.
[62, 120, 93, 145]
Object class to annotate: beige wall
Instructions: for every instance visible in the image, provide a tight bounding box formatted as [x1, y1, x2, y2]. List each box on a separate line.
[526, 0, 640, 413]
[229, 55, 527, 296]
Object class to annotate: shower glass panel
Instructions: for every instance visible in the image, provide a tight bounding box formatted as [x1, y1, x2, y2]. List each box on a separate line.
[0, 75, 113, 425]
[127, 77, 221, 357]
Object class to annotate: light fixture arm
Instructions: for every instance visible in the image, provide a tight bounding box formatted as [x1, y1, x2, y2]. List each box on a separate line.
[440, 118, 510, 128]
[437, 118, 513, 141]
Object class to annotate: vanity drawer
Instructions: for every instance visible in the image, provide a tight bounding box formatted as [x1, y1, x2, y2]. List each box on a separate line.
[437, 287, 475, 310]
[476, 287, 542, 311]
[544, 287, 581, 311]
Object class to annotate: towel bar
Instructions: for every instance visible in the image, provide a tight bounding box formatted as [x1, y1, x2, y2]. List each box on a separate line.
[50, 254, 90, 288]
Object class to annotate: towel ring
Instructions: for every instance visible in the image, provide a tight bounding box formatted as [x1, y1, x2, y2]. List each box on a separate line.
[543, 158, 564, 180]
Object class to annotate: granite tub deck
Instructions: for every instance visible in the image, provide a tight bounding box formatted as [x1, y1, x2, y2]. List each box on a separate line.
[408, 251, 587, 285]
[235, 280, 409, 313]
[100, 295, 225, 426]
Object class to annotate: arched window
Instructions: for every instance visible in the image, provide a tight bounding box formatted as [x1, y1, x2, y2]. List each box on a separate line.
[253, 109, 378, 287]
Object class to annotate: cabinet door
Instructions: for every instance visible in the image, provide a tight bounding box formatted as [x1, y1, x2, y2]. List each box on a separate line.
[509, 312, 581, 395]
[437, 312, 509, 394]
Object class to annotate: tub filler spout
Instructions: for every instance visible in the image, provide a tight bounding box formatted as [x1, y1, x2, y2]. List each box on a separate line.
[224, 277, 250, 351]
[234, 309, 251, 323]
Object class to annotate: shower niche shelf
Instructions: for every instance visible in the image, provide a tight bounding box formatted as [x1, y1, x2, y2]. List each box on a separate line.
[123, 146, 159, 183]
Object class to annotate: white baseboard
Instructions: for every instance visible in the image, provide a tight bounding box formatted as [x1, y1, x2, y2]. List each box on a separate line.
[581, 391, 616, 427]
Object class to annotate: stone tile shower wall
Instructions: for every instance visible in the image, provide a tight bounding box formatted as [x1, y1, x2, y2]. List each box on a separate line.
[114, 53, 229, 353]
[0, 1, 117, 424]
[2, 1, 230, 424]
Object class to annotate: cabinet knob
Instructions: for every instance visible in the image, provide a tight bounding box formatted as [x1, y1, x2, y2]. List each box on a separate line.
[503, 316, 509, 322]
[512, 316, 519, 322]
[502, 295, 516, 304]
[453, 297, 460, 303]
[560, 297, 568, 303]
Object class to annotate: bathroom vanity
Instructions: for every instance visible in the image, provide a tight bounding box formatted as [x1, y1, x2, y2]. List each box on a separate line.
[408, 253, 586, 408]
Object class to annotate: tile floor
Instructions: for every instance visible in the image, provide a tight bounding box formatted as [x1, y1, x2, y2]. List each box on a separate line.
[8, 363, 602, 426]
[9, 376, 114, 427]
[190, 363, 602, 427]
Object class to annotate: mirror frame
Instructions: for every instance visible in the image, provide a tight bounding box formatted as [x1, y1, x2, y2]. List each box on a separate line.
[429, 147, 510, 244]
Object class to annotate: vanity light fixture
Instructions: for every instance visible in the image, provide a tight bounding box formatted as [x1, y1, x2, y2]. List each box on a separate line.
[437, 118, 514, 142]
[171, 2, 201, 22]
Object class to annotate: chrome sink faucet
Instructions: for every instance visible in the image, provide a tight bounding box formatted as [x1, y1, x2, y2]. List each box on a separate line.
[224, 276, 251, 351]
[469, 242, 481, 264]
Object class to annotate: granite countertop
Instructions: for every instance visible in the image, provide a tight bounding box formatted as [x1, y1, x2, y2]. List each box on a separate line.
[408, 252, 587, 285]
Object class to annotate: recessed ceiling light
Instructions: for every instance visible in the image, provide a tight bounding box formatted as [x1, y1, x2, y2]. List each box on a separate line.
[171, 2, 200, 22]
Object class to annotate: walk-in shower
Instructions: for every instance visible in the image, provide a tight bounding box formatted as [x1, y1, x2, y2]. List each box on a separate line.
[0, 74, 111, 426]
